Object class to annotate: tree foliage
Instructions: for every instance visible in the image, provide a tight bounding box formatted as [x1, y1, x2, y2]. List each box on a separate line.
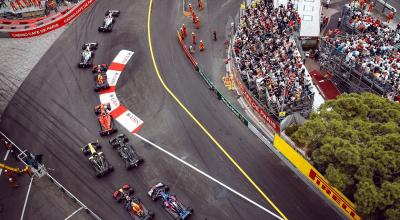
[290, 93, 400, 219]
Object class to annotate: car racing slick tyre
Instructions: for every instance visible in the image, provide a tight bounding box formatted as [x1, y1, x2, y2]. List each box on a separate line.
[94, 143, 101, 149]
[148, 210, 155, 217]
[164, 185, 169, 192]
[82, 149, 90, 155]
[109, 166, 114, 172]
[188, 207, 194, 213]
[116, 196, 123, 203]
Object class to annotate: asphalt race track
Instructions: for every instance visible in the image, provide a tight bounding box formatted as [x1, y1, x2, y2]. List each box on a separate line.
[1, 0, 343, 219]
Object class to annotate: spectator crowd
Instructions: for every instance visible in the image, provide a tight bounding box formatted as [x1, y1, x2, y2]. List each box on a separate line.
[233, 0, 314, 118]
[0, 0, 43, 11]
[323, 3, 400, 101]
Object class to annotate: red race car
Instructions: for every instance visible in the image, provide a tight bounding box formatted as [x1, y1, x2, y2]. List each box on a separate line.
[113, 184, 154, 220]
[92, 64, 108, 73]
[94, 104, 117, 136]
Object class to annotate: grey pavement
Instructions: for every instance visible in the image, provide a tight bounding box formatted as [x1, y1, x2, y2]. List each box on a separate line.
[0, 26, 66, 119]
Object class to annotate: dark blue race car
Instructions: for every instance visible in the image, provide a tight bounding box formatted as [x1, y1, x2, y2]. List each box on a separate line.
[148, 182, 193, 220]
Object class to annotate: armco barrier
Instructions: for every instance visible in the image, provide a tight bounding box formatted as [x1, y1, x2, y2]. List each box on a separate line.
[0, 131, 102, 219]
[3, 0, 95, 38]
[273, 134, 360, 220]
[176, 30, 249, 127]
[176, 30, 199, 70]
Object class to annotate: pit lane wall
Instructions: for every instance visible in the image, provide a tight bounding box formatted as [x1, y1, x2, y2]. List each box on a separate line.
[273, 134, 360, 220]
[1, 0, 96, 38]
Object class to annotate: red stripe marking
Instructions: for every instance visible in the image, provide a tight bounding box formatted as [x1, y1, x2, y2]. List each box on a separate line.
[110, 105, 127, 119]
[131, 124, 143, 134]
[98, 86, 116, 94]
[109, 62, 125, 72]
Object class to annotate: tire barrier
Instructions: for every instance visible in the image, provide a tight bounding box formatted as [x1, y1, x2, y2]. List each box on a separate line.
[1, 0, 96, 38]
[98, 50, 144, 134]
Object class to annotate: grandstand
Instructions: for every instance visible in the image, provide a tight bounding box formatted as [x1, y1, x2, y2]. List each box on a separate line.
[319, 3, 400, 102]
[0, 0, 74, 18]
[233, 0, 314, 121]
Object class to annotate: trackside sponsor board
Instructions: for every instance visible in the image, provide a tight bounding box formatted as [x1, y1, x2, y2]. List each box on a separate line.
[113, 50, 135, 65]
[232, 72, 280, 132]
[106, 70, 121, 87]
[8, 0, 96, 38]
[273, 134, 360, 220]
[115, 110, 143, 133]
[99, 92, 120, 111]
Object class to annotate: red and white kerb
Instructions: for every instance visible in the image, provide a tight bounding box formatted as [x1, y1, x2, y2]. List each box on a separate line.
[98, 50, 143, 133]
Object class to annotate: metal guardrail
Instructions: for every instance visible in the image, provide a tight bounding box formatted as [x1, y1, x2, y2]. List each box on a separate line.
[0, 130, 102, 220]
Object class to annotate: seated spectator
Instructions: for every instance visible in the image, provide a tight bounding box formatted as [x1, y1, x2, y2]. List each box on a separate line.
[324, 23, 400, 101]
[233, 0, 314, 118]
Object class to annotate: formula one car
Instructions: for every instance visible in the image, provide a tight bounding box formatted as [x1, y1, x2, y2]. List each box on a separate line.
[78, 43, 98, 68]
[105, 10, 120, 17]
[94, 103, 117, 136]
[113, 184, 154, 220]
[148, 183, 193, 220]
[81, 142, 113, 177]
[98, 14, 115, 32]
[92, 64, 108, 73]
[81, 42, 99, 50]
[109, 134, 143, 169]
[93, 69, 110, 92]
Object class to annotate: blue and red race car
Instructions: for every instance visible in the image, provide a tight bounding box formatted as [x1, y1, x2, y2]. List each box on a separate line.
[148, 182, 193, 220]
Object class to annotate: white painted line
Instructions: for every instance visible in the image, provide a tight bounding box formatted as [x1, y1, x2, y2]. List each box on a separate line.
[0, 150, 10, 176]
[133, 133, 284, 220]
[20, 176, 34, 220]
[64, 206, 84, 220]
[4, 149, 10, 160]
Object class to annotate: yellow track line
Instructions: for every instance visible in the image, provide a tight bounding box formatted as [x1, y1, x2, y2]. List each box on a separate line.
[146, 1, 288, 219]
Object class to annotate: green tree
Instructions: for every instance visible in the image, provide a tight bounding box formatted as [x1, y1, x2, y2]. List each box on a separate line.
[354, 178, 384, 216]
[289, 93, 400, 219]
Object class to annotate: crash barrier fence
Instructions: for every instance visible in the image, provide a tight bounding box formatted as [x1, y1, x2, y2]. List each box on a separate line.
[176, 29, 250, 127]
[176, 30, 199, 70]
[274, 134, 361, 220]
[47, 174, 102, 220]
[0, 131, 102, 220]
[0, 0, 96, 38]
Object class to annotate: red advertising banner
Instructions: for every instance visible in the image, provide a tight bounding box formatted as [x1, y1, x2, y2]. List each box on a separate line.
[8, 0, 96, 38]
[232, 68, 280, 133]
